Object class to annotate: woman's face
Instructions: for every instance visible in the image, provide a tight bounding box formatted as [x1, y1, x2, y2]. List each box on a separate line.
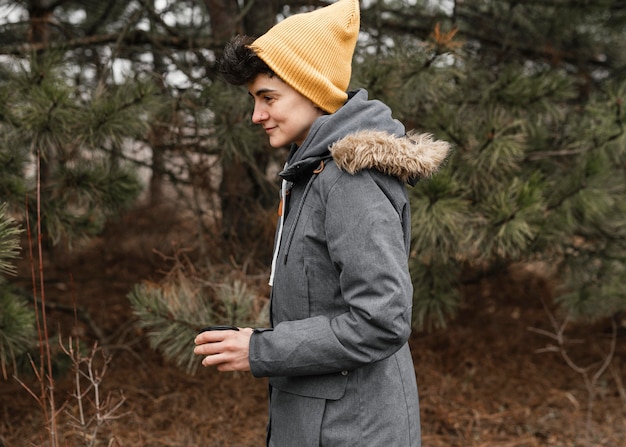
[248, 74, 324, 148]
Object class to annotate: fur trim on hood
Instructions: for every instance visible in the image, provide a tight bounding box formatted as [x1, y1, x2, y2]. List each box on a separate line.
[330, 130, 451, 183]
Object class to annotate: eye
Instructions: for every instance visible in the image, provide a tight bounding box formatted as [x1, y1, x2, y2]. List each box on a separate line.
[264, 95, 274, 103]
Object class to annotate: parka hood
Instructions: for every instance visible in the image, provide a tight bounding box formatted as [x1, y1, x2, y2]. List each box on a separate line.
[282, 88, 450, 185]
[330, 130, 450, 185]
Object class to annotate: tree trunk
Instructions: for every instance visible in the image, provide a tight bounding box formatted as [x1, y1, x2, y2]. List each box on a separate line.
[207, 0, 279, 251]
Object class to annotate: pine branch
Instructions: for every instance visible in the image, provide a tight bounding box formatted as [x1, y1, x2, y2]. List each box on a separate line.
[0, 203, 22, 276]
[0, 283, 37, 379]
[0, 29, 217, 56]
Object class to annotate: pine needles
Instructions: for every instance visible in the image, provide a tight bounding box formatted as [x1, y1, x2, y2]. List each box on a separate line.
[128, 254, 269, 374]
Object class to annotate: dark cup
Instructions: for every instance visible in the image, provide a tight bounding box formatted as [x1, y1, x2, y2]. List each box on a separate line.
[198, 325, 239, 334]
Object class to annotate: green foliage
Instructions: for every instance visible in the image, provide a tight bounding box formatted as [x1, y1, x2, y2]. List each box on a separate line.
[31, 161, 144, 246]
[129, 268, 268, 374]
[0, 149, 28, 203]
[84, 79, 162, 148]
[0, 202, 31, 378]
[0, 0, 624, 347]
[0, 279, 36, 378]
[556, 258, 626, 320]
[0, 203, 22, 276]
[0, 52, 162, 246]
[411, 261, 461, 331]
[355, 2, 626, 329]
[409, 169, 474, 264]
[477, 176, 545, 260]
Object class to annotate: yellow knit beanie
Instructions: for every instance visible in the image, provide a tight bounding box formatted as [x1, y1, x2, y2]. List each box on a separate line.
[249, 0, 360, 114]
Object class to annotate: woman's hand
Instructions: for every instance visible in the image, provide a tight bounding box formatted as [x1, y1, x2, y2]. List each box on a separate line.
[193, 327, 253, 372]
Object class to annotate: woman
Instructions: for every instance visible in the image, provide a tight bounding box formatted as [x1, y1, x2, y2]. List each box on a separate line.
[194, 1, 450, 445]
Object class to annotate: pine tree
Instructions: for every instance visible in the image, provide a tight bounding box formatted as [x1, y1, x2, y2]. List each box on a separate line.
[0, 202, 35, 379]
[0, 48, 162, 247]
[0, 1, 170, 377]
[127, 0, 625, 365]
[1, 0, 624, 372]
[0, 204, 21, 277]
[354, 0, 626, 328]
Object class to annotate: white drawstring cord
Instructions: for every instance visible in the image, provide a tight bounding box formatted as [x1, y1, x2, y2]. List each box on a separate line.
[268, 178, 287, 286]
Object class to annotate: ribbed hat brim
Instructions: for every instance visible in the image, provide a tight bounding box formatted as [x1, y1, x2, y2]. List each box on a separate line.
[250, 0, 360, 113]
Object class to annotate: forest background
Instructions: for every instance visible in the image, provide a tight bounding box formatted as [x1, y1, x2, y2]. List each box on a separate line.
[0, 0, 625, 446]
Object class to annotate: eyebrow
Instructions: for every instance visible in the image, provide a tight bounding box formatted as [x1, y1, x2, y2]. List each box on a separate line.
[250, 88, 278, 97]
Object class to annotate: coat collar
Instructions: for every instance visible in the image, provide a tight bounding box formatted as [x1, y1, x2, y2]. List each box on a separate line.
[330, 130, 451, 186]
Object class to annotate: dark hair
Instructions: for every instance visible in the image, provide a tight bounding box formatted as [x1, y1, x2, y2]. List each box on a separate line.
[218, 35, 275, 85]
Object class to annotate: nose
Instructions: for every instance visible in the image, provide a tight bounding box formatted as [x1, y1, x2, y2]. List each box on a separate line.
[252, 103, 269, 124]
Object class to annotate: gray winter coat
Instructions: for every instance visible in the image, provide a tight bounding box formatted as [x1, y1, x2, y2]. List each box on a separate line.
[249, 89, 450, 447]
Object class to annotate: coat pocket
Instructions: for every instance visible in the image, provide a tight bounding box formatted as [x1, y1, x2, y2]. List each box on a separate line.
[269, 372, 348, 400]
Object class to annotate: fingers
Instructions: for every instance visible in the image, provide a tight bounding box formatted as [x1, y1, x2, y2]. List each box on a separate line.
[194, 328, 232, 345]
[193, 333, 230, 357]
[193, 328, 253, 372]
[202, 352, 230, 368]
[194, 340, 234, 369]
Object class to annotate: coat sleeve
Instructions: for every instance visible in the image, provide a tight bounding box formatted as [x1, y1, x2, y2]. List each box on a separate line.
[249, 169, 414, 378]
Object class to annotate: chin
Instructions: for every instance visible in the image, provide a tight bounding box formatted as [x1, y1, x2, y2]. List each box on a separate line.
[269, 139, 288, 148]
